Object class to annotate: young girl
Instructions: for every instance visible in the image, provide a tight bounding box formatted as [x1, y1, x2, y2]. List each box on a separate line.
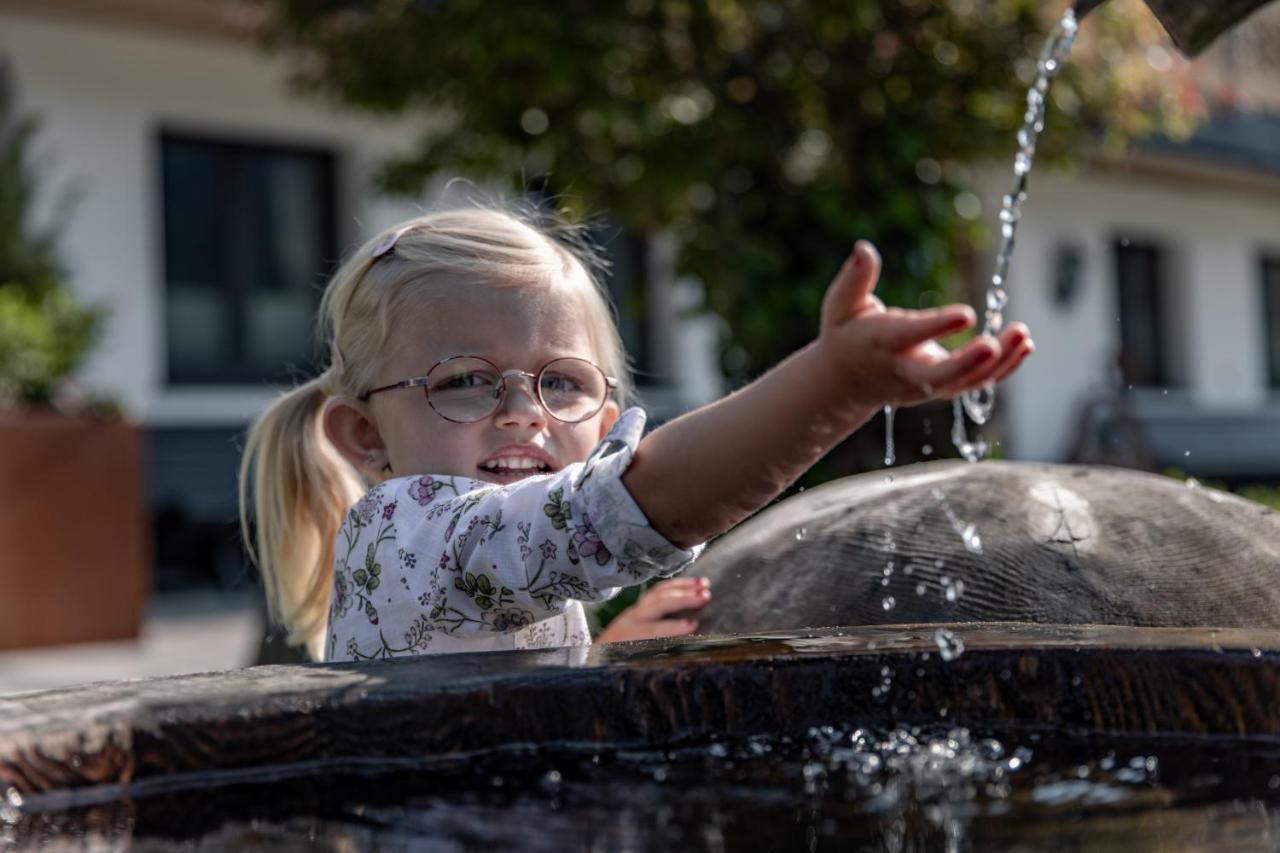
[240, 207, 1031, 662]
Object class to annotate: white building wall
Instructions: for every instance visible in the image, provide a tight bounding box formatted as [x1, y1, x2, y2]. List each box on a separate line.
[0, 11, 428, 426]
[989, 165, 1280, 462]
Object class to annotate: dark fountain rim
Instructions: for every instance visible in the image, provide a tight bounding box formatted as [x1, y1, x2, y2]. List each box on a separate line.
[3, 622, 1278, 808]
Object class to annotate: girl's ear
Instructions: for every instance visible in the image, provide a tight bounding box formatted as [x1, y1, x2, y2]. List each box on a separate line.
[323, 397, 391, 479]
[596, 400, 620, 440]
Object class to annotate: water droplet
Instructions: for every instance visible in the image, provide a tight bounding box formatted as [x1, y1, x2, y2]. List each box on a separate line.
[1183, 450, 1191, 458]
[1185, 477, 1201, 489]
[795, 528, 807, 541]
[539, 769, 563, 792]
[1252, 648, 1263, 658]
[922, 443, 933, 456]
[934, 628, 965, 661]
[882, 596, 896, 611]
[916, 583, 927, 596]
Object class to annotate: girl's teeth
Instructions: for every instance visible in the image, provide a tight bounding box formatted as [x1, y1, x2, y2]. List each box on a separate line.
[483, 458, 549, 472]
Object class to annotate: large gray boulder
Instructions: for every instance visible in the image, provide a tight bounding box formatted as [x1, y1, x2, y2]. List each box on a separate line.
[692, 461, 1280, 633]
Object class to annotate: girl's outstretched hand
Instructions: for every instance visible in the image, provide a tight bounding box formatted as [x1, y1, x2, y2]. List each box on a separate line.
[818, 241, 1034, 408]
[596, 577, 711, 643]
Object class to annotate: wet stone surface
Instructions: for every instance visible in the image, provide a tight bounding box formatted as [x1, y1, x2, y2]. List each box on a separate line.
[6, 724, 1280, 851]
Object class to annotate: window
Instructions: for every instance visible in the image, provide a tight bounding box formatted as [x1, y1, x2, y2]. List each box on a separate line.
[1264, 256, 1280, 388]
[1115, 239, 1170, 387]
[160, 132, 337, 384]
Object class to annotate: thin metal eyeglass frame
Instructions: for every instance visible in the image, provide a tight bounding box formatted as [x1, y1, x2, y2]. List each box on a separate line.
[357, 355, 618, 424]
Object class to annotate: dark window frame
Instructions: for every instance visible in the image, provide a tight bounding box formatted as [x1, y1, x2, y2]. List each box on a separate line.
[1263, 254, 1280, 389]
[1114, 238, 1171, 388]
[158, 129, 338, 386]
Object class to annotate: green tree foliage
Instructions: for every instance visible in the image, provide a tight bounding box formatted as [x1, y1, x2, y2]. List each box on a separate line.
[258, 0, 1201, 386]
[0, 65, 104, 410]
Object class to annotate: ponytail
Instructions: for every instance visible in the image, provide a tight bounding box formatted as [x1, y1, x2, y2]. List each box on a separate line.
[239, 373, 362, 661]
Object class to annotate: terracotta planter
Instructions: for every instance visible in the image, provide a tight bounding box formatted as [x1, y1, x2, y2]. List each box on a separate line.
[0, 413, 149, 650]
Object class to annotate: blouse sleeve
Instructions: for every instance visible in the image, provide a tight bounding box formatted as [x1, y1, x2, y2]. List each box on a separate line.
[327, 408, 701, 657]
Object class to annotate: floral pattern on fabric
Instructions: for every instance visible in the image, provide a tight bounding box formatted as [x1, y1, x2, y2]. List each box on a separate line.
[326, 408, 702, 661]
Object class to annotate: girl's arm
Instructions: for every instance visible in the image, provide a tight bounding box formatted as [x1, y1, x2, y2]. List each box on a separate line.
[623, 241, 1033, 549]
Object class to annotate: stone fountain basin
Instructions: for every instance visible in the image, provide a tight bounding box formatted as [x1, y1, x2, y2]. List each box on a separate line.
[3, 623, 1278, 807]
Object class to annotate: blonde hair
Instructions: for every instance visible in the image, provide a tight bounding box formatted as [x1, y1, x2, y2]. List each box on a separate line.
[238, 207, 632, 660]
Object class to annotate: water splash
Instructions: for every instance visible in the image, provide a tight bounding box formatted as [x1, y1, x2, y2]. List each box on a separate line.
[951, 399, 989, 464]
[883, 405, 896, 467]
[941, 576, 966, 603]
[954, 7, 1079, 454]
[934, 628, 966, 662]
[933, 487, 984, 554]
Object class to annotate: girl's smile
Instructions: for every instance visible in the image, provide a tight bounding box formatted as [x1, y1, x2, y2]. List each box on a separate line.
[478, 443, 559, 483]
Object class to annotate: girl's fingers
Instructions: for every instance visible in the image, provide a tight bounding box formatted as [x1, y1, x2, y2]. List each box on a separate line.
[652, 577, 708, 591]
[820, 241, 882, 330]
[945, 326, 1030, 392]
[987, 326, 1034, 384]
[904, 336, 1000, 392]
[645, 590, 712, 618]
[632, 581, 711, 619]
[988, 344, 1033, 385]
[644, 619, 700, 639]
[875, 306, 975, 352]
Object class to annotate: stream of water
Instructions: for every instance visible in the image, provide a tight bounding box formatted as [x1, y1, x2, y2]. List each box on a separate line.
[949, 6, 1081, 459]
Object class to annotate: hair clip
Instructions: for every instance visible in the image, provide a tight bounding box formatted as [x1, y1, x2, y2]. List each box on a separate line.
[371, 227, 408, 260]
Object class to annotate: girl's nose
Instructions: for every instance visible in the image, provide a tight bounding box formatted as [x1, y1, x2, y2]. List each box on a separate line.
[494, 373, 548, 430]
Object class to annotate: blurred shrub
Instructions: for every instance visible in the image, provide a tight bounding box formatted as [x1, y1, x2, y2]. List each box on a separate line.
[0, 285, 102, 408]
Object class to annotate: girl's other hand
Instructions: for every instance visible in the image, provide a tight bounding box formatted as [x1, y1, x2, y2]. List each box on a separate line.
[818, 241, 1034, 409]
[596, 577, 711, 643]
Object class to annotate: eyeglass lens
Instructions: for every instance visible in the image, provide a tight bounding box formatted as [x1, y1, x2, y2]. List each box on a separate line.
[425, 357, 607, 423]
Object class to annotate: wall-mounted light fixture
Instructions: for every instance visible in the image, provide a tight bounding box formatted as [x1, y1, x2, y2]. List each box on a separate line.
[1053, 243, 1085, 309]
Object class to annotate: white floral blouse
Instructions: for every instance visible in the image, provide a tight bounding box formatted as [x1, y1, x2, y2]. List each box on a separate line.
[325, 408, 702, 661]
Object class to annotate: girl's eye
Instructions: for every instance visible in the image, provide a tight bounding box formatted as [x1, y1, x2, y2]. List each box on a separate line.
[436, 371, 494, 391]
[541, 373, 584, 394]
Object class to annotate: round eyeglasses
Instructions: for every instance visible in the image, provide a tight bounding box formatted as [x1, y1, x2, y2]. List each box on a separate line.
[358, 356, 618, 424]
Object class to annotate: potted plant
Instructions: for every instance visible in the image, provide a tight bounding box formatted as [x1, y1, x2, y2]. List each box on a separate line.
[0, 65, 147, 650]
